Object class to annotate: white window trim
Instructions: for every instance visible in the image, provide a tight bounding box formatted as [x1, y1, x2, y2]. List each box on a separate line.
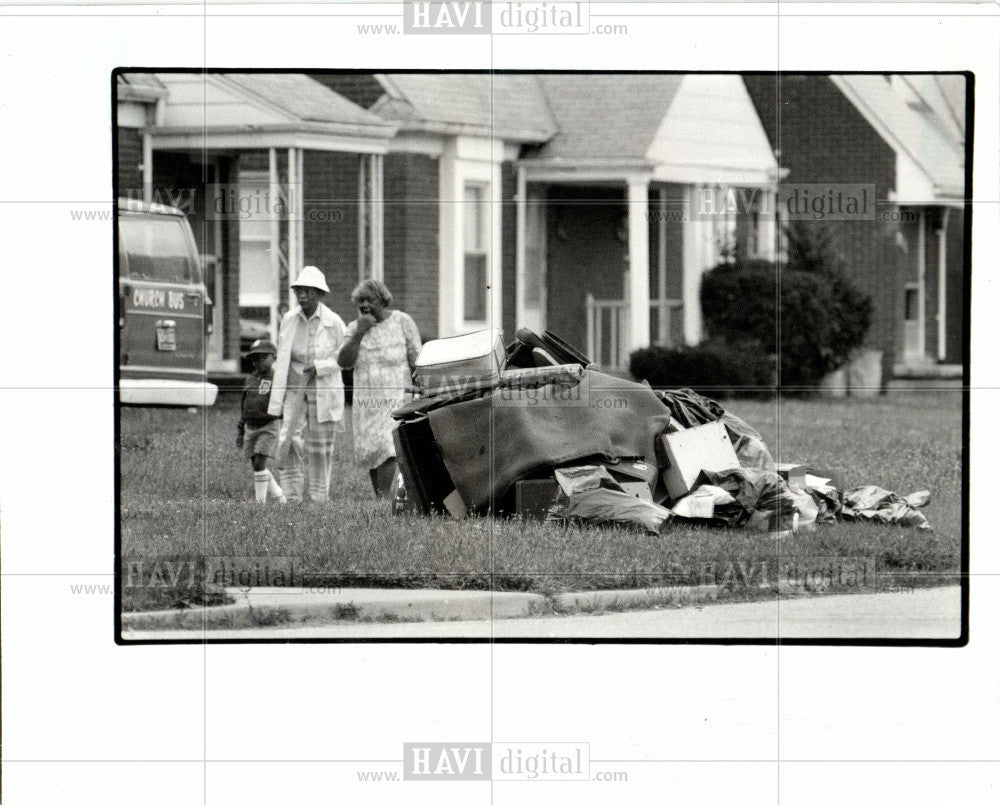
[438, 136, 504, 337]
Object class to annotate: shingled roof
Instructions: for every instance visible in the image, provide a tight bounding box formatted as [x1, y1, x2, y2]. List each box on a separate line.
[373, 73, 557, 142]
[530, 74, 684, 161]
[224, 73, 388, 128]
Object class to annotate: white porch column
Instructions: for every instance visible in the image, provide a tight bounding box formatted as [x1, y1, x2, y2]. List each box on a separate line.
[514, 165, 527, 330]
[760, 185, 778, 261]
[371, 153, 385, 283]
[141, 132, 153, 203]
[357, 155, 368, 282]
[287, 147, 304, 291]
[656, 187, 668, 343]
[489, 160, 503, 334]
[268, 148, 280, 330]
[936, 207, 950, 362]
[681, 184, 703, 345]
[626, 177, 651, 351]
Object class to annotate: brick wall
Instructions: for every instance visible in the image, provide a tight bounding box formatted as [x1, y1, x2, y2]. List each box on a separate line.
[116, 127, 144, 196]
[744, 75, 902, 380]
[384, 152, 441, 341]
[302, 150, 361, 325]
[500, 162, 518, 340]
[945, 209, 965, 363]
[307, 74, 385, 109]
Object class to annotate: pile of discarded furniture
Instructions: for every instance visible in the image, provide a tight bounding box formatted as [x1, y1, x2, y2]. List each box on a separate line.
[391, 328, 931, 535]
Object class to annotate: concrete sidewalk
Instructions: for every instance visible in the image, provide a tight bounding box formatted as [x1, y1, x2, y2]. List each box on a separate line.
[122, 586, 961, 640]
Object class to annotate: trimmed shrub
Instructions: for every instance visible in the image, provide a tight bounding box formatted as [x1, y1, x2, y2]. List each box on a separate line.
[784, 222, 872, 369]
[699, 224, 872, 389]
[629, 341, 775, 399]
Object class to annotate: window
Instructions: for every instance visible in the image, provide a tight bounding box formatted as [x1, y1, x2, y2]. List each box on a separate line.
[121, 215, 197, 283]
[904, 286, 920, 321]
[463, 182, 489, 323]
[707, 186, 737, 264]
[237, 171, 279, 319]
[747, 209, 761, 256]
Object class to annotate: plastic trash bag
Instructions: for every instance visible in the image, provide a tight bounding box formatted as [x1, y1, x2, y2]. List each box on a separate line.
[788, 488, 819, 530]
[670, 484, 739, 523]
[802, 474, 841, 523]
[841, 485, 932, 530]
[547, 465, 671, 534]
[730, 432, 776, 472]
[695, 467, 797, 528]
[564, 488, 672, 534]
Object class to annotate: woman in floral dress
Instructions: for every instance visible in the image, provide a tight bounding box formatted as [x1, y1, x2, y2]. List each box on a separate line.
[338, 279, 421, 498]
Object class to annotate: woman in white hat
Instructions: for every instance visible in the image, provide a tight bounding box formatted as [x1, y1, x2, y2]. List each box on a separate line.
[267, 266, 347, 502]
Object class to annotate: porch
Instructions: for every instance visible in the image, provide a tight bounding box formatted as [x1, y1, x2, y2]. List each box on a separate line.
[514, 169, 778, 370]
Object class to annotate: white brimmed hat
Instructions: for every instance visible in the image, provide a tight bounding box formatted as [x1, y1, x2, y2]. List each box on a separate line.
[291, 265, 330, 293]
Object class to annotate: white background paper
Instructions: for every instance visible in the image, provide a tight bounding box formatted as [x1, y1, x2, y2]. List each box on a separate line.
[1, 3, 998, 802]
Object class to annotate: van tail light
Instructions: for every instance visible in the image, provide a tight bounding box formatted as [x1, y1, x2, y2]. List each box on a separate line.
[205, 299, 213, 335]
[119, 291, 125, 330]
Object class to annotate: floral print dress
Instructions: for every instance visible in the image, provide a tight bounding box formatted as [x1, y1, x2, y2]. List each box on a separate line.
[347, 309, 422, 470]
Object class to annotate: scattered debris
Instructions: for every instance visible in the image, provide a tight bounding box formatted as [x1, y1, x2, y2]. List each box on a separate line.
[391, 328, 934, 535]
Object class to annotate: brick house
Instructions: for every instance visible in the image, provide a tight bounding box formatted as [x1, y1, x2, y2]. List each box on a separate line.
[743, 74, 966, 378]
[116, 72, 397, 373]
[116, 72, 965, 379]
[117, 71, 778, 373]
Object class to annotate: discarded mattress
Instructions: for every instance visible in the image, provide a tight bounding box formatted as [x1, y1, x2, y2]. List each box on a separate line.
[425, 370, 670, 511]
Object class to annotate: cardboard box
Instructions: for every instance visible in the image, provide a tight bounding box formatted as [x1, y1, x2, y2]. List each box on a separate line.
[659, 420, 740, 500]
[777, 463, 843, 493]
[514, 479, 559, 520]
[777, 463, 808, 490]
[604, 458, 659, 493]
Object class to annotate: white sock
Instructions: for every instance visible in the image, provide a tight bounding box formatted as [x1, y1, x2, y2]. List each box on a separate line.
[266, 470, 286, 502]
[254, 470, 269, 503]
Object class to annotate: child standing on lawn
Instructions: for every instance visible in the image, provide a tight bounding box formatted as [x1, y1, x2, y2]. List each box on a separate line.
[236, 339, 287, 504]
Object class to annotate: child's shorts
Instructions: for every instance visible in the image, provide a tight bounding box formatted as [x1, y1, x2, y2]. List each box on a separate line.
[243, 419, 280, 460]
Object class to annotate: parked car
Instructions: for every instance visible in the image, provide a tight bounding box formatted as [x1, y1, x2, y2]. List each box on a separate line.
[118, 197, 218, 406]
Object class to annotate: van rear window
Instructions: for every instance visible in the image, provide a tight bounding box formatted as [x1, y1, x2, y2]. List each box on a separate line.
[121, 215, 197, 283]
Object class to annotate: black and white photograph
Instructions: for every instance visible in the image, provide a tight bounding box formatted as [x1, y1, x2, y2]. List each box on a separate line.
[2, 4, 999, 803]
[116, 70, 969, 642]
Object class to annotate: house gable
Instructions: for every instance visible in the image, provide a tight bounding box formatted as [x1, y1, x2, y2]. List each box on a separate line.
[153, 74, 298, 128]
[647, 75, 779, 185]
[831, 74, 965, 203]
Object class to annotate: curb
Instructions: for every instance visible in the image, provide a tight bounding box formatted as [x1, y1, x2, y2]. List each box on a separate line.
[122, 600, 254, 631]
[122, 587, 549, 631]
[552, 584, 722, 614]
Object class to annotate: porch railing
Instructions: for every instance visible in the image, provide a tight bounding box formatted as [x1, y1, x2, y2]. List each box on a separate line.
[585, 295, 629, 369]
[586, 295, 684, 369]
[651, 298, 684, 347]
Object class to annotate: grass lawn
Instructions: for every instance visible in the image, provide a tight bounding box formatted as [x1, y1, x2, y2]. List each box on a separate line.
[120, 390, 963, 611]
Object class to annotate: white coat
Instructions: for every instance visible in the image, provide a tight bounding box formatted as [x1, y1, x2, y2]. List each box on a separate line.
[267, 303, 347, 424]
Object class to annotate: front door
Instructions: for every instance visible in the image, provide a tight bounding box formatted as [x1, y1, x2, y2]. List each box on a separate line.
[545, 185, 627, 357]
